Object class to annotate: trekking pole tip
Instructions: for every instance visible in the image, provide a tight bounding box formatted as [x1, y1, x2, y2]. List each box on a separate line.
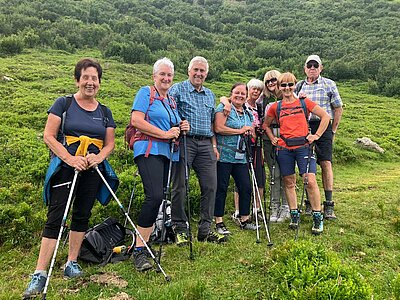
[256, 239, 261, 244]
[267, 242, 273, 247]
[165, 275, 172, 282]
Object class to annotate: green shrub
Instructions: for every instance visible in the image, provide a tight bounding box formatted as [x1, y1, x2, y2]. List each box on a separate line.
[263, 241, 373, 299]
[0, 35, 24, 56]
[393, 273, 400, 300]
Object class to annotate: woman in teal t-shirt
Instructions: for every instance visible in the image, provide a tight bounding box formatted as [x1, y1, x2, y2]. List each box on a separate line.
[214, 83, 258, 235]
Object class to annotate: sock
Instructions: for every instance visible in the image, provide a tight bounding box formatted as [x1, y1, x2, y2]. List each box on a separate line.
[324, 190, 333, 202]
[235, 210, 239, 217]
[34, 270, 47, 277]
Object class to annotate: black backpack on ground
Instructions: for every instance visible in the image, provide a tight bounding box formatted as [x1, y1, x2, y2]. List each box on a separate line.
[78, 217, 134, 266]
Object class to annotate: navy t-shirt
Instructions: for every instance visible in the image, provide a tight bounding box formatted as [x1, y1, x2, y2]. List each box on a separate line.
[48, 96, 116, 156]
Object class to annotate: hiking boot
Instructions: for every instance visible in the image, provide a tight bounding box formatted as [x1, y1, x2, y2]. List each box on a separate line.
[289, 209, 300, 229]
[312, 211, 324, 235]
[63, 261, 83, 279]
[269, 204, 280, 223]
[133, 249, 153, 272]
[23, 272, 47, 298]
[176, 232, 189, 247]
[324, 201, 337, 220]
[215, 222, 231, 235]
[198, 231, 228, 243]
[239, 219, 259, 231]
[305, 200, 312, 216]
[277, 205, 290, 223]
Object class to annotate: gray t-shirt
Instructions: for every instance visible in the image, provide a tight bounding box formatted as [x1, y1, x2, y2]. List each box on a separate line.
[48, 96, 116, 156]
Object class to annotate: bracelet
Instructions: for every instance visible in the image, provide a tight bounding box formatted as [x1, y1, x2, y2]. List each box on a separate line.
[212, 145, 217, 148]
[315, 133, 321, 138]
[332, 131, 336, 135]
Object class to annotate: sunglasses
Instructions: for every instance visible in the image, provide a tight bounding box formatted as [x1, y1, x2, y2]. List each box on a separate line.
[265, 78, 277, 84]
[306, 62, 320, 69]
[280, 82, 295, 88]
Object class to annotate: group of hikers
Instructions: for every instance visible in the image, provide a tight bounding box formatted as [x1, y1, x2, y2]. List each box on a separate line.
[23, 54, 343, 298]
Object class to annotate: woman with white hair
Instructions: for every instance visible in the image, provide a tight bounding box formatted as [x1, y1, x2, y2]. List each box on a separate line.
[130, 57, 189, 271]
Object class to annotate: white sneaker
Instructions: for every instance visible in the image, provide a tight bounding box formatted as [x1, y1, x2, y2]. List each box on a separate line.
[232, 212, 240, 225]
[215, 222, 231, 235]
[277, 205, 290, 223]
[269, 205, 280, 222]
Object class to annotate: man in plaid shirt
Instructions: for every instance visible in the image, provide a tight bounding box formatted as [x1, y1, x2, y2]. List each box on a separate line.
[296, 54, 343, 220]
[169, 56, 227, 244]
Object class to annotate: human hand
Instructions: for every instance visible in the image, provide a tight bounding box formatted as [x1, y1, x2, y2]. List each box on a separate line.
[240, 126, 253, 135]
[213, 147, 220, 160]
[86, 152, 104, 169]
[66, 155, 88, 171]
[298, 92, 307, 99]
[165, 127, 181, 140]
[179, 120, 190, 133]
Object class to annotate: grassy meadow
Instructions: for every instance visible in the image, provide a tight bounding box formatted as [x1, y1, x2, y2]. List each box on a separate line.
[0, 49, 399, 299]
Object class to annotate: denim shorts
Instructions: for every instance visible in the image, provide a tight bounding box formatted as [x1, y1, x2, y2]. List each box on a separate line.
[276, 146, 317, 176]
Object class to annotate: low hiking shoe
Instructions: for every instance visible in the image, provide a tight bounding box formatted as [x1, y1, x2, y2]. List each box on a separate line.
[239, 219, 259, 231]
[23, 273, 47, 298]
[133, 249, 153, 272]
[312, 211, 324, 235]
[324, 201, 337, 220]
[215, 222, 231, 235]
[64, 261, 84, 279]
[277, 205, 290, 223]
[198, 231, 228, 243]
[305, 200, 312, 216]
[269, 204, 280, 222]
[289, 209, 300, 229]
[176, 232, 189, 247]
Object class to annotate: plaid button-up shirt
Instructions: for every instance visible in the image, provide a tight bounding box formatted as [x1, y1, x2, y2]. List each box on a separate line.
[169, 80, 216, 137]
[297, 76, 343, 121]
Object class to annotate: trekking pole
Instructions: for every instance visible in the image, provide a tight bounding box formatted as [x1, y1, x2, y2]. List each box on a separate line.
[158, 141, 174, 265]
[183, 131, 194, 260]
[295, 143, 314, 241]
[41, 170, 79, 300]
[244, 136, 273, 246]
[94, 166, 171, 282]
[124, 170, 138, 227]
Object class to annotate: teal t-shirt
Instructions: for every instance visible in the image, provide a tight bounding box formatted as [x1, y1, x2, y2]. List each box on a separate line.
[215, 103, 253, 164]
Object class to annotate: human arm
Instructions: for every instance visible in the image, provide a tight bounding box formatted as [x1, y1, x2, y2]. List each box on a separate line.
[214, 112, 253, 135]
[211, 135, 220, 160]
[307, 105, 330, 143]
[332, 106, 343, 134]
[43, 113, 89, 171]
[131, 110, 180, 140]
[219, 96, 232, 116]
[262, 115, 278, 146]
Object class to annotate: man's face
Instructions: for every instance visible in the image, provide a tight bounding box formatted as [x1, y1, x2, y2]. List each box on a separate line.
[188, 62, 208, 88]
[304, 60, 322, 81]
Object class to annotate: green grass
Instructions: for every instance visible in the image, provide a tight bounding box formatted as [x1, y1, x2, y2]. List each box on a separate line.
[1, 49, 400, 299]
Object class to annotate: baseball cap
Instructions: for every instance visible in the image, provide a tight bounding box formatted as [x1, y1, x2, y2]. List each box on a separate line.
[305, 55, 322, 65]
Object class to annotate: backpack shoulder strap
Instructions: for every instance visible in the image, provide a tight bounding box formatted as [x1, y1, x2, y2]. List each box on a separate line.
[98, 102, 109, 127]
[294, 80, 305, 96]
[59, 95, 74, 143]
[276, 100, 282, 124]
[299, 97, 309, 121]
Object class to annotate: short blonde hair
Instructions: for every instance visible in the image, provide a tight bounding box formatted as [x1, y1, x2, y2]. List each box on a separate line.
[277, 72, 297, 87]
[263, 70, 282, 98]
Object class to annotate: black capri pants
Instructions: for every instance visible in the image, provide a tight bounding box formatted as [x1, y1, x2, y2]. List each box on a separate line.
[135, 154, 169, 228]
[43, 167, 101, 239]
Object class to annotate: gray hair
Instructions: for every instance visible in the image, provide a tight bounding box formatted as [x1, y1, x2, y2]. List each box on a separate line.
[247, 78, 264, 91]
[153, 57, 174, 75]
[188, 56, 209, 73]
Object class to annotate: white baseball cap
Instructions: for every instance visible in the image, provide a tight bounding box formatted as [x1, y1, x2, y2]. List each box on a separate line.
[305, 55, 322, 65]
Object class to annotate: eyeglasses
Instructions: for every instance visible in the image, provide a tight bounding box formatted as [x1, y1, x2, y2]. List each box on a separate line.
[280, 82, 295, 88]
[306, 62, 319, 69]
[265, 78, 277, 84]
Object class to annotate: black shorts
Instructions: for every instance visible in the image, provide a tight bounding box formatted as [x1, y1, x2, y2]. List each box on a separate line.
[309, 120, 333, 163]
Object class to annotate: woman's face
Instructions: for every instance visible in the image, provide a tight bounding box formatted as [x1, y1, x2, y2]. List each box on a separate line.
[76, 66, 100, 99]
[153, 64, 174, 92]
[231, 84, 247, 108]
[278, 81, 296, 98]
[248, 87, 262, 101]
[265, 77, 278, 93]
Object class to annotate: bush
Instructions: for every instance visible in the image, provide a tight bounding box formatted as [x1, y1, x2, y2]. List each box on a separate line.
[393, 273, 400, 300]
[263, 240, 373, 299]
[0, 35, 24, 56]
